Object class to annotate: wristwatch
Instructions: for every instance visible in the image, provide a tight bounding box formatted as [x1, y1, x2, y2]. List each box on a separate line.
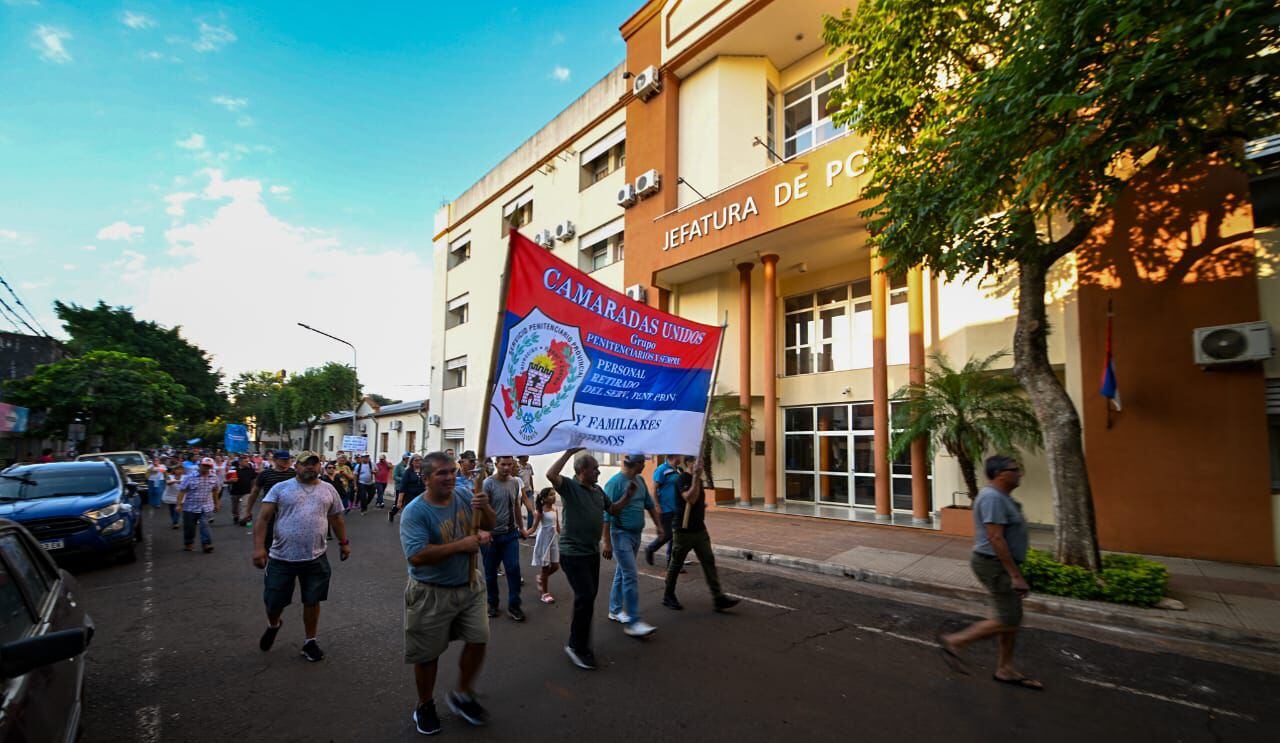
[339, 539, 350, 546]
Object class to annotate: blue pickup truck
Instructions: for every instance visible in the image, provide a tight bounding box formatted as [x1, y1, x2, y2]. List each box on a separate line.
[0, 461, 144, 563]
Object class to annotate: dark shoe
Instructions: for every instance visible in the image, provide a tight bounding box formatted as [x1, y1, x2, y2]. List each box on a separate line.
[446, 691, 489, 727]
[713, 595, 741, 612]
[507, 605, 526, 622]
[259, 623, 281, 652]
[662, 595, 684, 611]
[389, 507, 399, 523]
[644, 546, 656, 566]
[202, 545, 214, 553]
[414, 701, 441, 735]
[301, 639, 325, 662]
[183, 544, 193, 552]
[487, 605, 499, 618]
[565, 645, 597, 670]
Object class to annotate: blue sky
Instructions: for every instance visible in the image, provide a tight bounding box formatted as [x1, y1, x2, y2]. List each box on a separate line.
[0, 0, 626, 395]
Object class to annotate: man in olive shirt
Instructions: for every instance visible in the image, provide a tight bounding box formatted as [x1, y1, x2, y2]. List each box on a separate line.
[545, 447, 633, 670]
[661, 457, 739, 612]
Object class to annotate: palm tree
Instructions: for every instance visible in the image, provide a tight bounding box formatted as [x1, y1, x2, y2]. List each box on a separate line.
[889, 352, 1042, 499]
[699, 396, 749, 489]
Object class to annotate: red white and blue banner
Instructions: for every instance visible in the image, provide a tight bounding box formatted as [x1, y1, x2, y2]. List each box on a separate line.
[483, 231, 723, 456]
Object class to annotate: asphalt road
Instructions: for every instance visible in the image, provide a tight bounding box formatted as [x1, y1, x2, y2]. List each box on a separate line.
[67, 505, 1279, 743]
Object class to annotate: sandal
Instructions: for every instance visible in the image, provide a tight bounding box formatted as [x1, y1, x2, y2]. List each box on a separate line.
[992, 674, 1044, 690]
[541, 593, 555, 604]
[936, 633, 969, 675]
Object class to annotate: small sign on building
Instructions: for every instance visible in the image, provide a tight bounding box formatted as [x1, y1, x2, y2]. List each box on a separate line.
[341, 435, 368, 453]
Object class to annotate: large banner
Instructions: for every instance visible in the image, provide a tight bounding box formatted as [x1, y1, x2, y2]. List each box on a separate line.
[484, 231, 723, 456]
[224, 423, 250, 453]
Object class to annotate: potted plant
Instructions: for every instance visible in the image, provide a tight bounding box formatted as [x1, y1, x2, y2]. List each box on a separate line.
[889, 351, 1042, 535]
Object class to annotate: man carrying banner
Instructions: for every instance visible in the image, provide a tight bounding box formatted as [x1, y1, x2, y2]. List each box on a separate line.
[545, 447, 635, 669]
[603, 454, 662, 638]
[662, 457, 739, 613]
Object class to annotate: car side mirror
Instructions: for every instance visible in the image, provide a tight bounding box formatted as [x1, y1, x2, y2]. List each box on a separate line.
[0, 628, 92, 679]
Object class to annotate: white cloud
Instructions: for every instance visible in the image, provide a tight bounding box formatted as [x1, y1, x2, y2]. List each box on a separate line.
[122, 11, 156, 30]
[32, 25, 72, 64]
[0, 229, 18, 241]
[81, 244, 97, 251]
[134, 169, 434, 395]
[18, 281, 45, 291]
[62, 264, 77, 271]
[177, 133, 206, 150]
[193, 22, 235, 52]
[164, 192, 197, 217]
[96, 221, 145, 241]
[236, 115, 254, 127]
[111, 250, 149, 282]
[552, 66, 571, 82]
[269, 185, 291, 200]
[212, 95, 248, 111]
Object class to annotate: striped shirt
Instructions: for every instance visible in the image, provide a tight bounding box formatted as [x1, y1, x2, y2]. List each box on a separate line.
[179, 473, 220, 513]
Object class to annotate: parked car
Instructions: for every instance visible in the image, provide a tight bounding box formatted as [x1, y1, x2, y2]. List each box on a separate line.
[0, 518, 94, 742]
[75, 450, 150, 486]
[0, 461, 144, 563]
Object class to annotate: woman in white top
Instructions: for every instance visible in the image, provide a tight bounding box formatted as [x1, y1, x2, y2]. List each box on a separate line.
[147, 458, 168, 508]
[530, 487, 561, 604]
[161, 462, 182, 529]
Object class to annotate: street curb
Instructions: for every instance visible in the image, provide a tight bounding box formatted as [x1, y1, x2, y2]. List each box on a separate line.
[709, 543, 1280, 653]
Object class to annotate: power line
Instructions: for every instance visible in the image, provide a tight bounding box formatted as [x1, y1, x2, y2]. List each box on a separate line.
[0, 294, 39, 336]
[0, 299, 25, 333]
[0, 274, 50, 336]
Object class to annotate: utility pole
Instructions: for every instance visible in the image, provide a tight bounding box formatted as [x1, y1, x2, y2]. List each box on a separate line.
[297, 323, 359, 437]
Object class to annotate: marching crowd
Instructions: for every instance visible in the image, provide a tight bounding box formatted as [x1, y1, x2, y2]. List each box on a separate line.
[141, 445, 739, 736]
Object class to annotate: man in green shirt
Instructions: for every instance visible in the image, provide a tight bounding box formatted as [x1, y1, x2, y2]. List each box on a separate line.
[545, 447, 633, 670]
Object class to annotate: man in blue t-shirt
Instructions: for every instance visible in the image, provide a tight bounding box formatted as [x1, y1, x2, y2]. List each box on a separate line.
[644, 455, 684, 567]
[399, 451, 495, 735]
[603, 454, 663, 638]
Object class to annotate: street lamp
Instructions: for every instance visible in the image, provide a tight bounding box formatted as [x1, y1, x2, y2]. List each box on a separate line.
[297, 322, 359, 437]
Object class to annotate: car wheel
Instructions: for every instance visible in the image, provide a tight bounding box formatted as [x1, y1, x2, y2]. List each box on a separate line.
[134, 518, 144, 543]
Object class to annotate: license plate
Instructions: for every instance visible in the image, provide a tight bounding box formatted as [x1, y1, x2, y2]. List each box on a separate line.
[40, 539, 64, 551]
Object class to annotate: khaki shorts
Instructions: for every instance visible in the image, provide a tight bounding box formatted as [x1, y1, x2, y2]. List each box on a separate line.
[404, 578, 489, 664]
[970, 553, 1023, 626]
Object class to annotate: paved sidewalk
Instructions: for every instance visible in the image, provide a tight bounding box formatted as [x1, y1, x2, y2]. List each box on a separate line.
[646, 508, 1280, 649]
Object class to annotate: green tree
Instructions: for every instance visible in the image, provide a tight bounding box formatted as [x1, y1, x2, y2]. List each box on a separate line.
[55, 301, 226, 421]
[229, 370, 287, 447]
[367, 393, 401, 406]
[5, 350, 194, 448]
[889, 352, 1043, 500]
[824, 0, 1276, 568]
[698, 397, 750, 490]
[286, 363, 361, 444]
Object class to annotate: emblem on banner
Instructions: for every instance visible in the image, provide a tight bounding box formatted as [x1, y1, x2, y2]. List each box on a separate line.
[494, 308, 591, 445]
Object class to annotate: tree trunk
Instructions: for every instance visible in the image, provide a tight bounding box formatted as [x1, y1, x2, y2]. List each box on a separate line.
[700, 439, 715, 488]
[956, 452, 980, 499]
[1013, 257, 1101, 570]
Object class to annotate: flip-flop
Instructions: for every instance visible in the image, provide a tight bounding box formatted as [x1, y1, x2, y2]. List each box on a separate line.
[936, 634, 970, 675]
[992, 675, 1044, 690]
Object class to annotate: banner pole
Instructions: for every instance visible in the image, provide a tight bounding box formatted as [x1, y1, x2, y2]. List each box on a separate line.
[684, 322, 727, 529]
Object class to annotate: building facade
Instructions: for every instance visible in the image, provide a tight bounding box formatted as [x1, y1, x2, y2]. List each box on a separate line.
[426, 0, 1279, 565]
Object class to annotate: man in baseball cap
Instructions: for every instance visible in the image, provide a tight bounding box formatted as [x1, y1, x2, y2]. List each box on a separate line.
[242, 450, 296, 528]
[177, 456, 221, 552]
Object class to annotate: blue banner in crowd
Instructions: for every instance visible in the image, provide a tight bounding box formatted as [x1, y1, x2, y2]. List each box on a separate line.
[224, 424, 250, 453]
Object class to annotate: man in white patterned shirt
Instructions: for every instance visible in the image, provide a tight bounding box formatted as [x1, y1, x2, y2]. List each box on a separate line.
[178, 457, 220, 553]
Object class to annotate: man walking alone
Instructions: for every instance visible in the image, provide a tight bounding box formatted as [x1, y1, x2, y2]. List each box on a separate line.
[252, 451, 350, 662]
[399, 451, 496, 735]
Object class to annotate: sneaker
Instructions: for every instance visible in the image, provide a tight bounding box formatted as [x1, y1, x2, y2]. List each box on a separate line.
[301, 639, 325, 662]
[714, 595, 741, 612]
[446, 691, 489, 727]
[507, 606, 526, 622]
[414, 701, 441, 735]
[623, 620, 657, 638]
[259, 623, 281, 652]
[644, 546, 656, 566]
[607, 611, 632, 624]
[662, 595, 683, 611]
[487, 605, 499, 618]
[564, 645, 597, 670]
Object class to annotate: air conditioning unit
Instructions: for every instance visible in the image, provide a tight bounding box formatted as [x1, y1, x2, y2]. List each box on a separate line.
[534, 229, 554, 248]
[1193, 321, 1273, 365]
[633, 65, 661, 101]
[389, 421, 403, 431]
[554, 220, 576, 241]
[635, 169, 661, 198]
[427, 414, 442, 426]
[617, 183, 637, 208]
[625, 284, 647, 303]
[358, 423, 367, 433]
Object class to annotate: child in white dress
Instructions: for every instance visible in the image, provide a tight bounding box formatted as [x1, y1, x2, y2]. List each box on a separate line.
[530, 488, 561, 604]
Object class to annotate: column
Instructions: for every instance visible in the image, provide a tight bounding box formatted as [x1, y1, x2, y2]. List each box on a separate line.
[737, 262, 754, 505]
[871, 252, 891, 520]
[908, 266, 930, 524]
[762, 254, 780, 509]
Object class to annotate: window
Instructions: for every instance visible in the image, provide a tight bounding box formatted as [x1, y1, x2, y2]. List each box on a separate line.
[766, 85, 778, 163]
[444, 356, 468, 390]
[501, 190, 534, 235]
[0, 535, 49, 617]
[783, 275, 906, 376]
[783, 403, 930, 511]
[380, 432, 389, 453]
[446, 294, 469, 329]
[406, 431, 417, 453]
[443, 430, 463, 456]
[783, 63, 848, 158]
[326, 436, 334, 452]
[577, 218, 625, 273]
[448, 235, 471, 269]
[579, 126, 626, 191]
[0, 560, 33, 645]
